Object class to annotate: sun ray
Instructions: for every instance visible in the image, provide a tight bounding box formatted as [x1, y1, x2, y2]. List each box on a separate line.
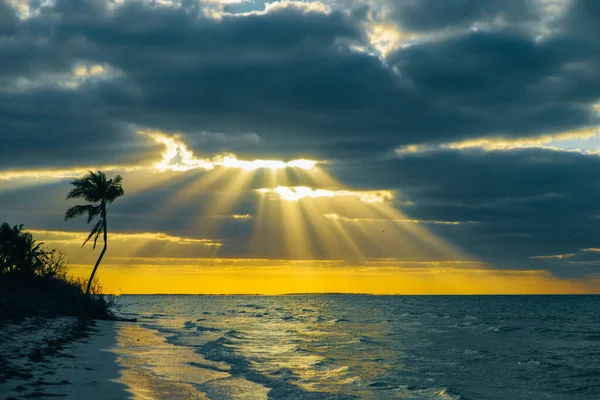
[324, 206, 366, 263]
[370, 202, 470, 261]
[46, 132, 481, 275]
[159, 166, 231, 215]
[280, 196, 315, 260]
[249, 166, 474, 266]
[198, 168, 256, 235]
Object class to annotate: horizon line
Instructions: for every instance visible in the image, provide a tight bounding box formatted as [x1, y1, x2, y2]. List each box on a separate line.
[107, 293, 600, 296]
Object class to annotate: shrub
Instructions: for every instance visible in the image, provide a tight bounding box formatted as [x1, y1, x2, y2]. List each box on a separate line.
[0, 223, 115, 320]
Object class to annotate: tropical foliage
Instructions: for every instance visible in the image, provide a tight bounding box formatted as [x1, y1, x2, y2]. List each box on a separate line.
[0, 223, 65, 277]
[0, 222, 114, 320]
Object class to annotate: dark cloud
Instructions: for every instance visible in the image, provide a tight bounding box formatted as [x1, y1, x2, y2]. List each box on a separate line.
[0, 0, 18, 34]
[558, 0, 600, 37]
[0, 87, 162, 168]
[329, 147, 600, 276]
[388, 0, 539, 32]
[0, 0, 599, 166]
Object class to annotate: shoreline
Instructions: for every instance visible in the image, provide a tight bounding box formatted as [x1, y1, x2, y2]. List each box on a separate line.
[0, 316, 130, 399]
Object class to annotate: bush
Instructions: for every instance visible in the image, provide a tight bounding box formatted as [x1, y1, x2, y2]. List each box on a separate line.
[0, 274, 115, 320]
[0, 223, 115, 321]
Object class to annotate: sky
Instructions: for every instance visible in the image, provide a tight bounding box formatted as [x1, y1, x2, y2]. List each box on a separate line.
[1, 0, 600, 294]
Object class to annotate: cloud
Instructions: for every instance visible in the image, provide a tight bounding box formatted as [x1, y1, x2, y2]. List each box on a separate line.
[324, 213, 465, 225]
[258, 186, 393, 203]
[396, 126, 600, 154]
[557, 0, 600, 37]
[147, 131, 319, 171]
[1, 0, 600, 286]
[327, 146, 600, 277]
[387, 0, 541, 33]
[1, 0, 599, 167]
[30, 229, 222, 246]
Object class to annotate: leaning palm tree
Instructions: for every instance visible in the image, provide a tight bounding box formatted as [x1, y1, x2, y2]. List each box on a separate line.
[65, 171, 124, 295]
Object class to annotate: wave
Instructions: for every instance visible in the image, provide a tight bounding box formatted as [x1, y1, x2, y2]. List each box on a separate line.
[357, 336, 378, 344]
[404, 386, 466, 400]
[184, 320, 195, 329]
[238, 304, 266, 310]
[517, 359, 562, 370]
[139, 323, 180, 335]
[136, 313, 168, 319]
[488, 325, 524, 333]
[197, 330, 358, 399]
[182, 320, 220, 332]
[363, 384, 466, 399]
[189, 361, 229, 373]
[197, 325, 220, 333]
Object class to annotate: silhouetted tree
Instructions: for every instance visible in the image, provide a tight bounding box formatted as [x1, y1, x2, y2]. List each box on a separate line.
[0, 223, 44, 275]
[65, 171, 124, 295]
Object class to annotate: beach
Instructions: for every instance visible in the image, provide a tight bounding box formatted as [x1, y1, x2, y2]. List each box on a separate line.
[0, 317, 129, 400]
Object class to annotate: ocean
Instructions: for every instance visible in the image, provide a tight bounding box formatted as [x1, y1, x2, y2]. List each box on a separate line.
[112, 295, 600, 399]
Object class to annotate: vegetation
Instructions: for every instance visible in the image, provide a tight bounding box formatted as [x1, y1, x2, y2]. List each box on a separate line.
[0, 222, 115, 321]
[65, 171, 124, 295]
[0, 170, 125, 322]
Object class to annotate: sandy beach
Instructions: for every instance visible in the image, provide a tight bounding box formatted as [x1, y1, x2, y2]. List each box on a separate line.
[0, 317, 130, 400]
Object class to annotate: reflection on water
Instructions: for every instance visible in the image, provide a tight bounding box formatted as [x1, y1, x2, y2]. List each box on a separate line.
[112, 295, 600, 400]
[115, 323, 212, 399]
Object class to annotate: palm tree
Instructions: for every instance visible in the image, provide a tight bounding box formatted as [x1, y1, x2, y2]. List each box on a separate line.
[0, 223, 44, 275]
[65, 171, 124, 295]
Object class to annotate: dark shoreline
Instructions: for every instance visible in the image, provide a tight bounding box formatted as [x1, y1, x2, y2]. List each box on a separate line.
[0, 317, 130, 399]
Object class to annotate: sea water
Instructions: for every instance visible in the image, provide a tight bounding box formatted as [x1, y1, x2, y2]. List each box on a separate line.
[112, 295, 600, 399]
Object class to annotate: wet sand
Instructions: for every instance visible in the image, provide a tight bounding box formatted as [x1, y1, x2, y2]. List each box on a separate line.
[0, 316, 130, 399]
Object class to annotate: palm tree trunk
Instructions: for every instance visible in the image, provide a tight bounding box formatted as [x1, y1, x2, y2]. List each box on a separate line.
[86, 211, 108, 295]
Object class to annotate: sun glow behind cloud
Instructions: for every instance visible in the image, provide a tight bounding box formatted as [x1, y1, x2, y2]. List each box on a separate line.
[78, 131, 474, 269]
[258, 186, 394, 203]
[30, 229, 223, 247]
[396, 126, 600, 155]
[0, 131, 318, 181]
[148, 131, 317, 172]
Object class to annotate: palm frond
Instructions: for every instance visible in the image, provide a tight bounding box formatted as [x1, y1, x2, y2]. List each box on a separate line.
[65, 205, 99, 221]
[92, 226, 103, 249]
[82, 219, 103, 248]
[66, 171, 107, 203]
[106, 175, 125, 203]
[86, 205, 102, 223]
